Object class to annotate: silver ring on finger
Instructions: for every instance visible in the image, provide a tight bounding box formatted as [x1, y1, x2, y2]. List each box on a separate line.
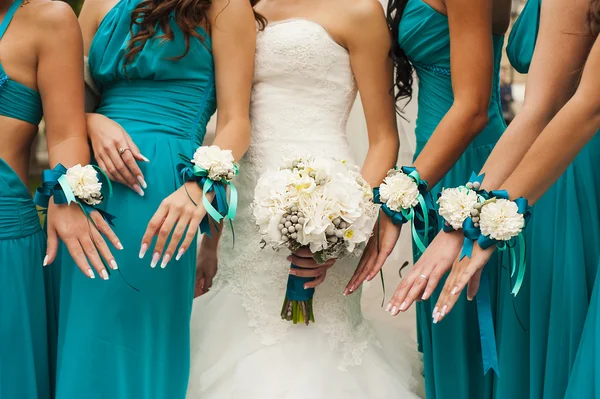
[418, 274, 428, 281]
[118, 147, 129, 156]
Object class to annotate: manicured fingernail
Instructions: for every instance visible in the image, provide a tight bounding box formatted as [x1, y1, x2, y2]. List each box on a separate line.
[139, 243, 148, 259]
[87, 269, 95, 279]
[101, 269, 109, 280]
[141, 155, 150, 163]
[400, 301, 407, 311]
[303, 284, 310, 290]
[349, 285, 354, 293]
[137, 175, 147, 189]
[422, 291, 429, 300]
[43, 255, 49, 267]
[117, 242, 124, 250]
[390, 306, 398, 315]
[467, 296, 473, 301]
[441, 305, 448, 317]
[432, 307, 439, 318]
[110, 259, 118, 270]
[133, 184, 145, 197]
[289, 270, 297, 275]
[451, 286, 458, 295]
[160, 254, 171, 269]
[385, 303, 392, 312]
[433, 312, 440, 324]
[176, 248, 185, 261]
[151, 252, 160, 268]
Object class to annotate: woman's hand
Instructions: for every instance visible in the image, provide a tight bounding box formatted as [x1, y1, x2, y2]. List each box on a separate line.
[433, 241, 495, 323]
[288, 247, 336, 289]
[344, 213, 400, 295]
[87, 113, 149, 195]
[45, 200, 122, 279]
[195, 245, 218, 298]
[140, 182, 208, 269]
[387, 230, 463, 315]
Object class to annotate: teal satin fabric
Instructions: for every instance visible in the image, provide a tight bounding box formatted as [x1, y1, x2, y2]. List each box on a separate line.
[398, 1, 529, 398]
[0, 158, 50, 399]
[0, 0, 43, 125]
[506, 0, 541, 74]
[52, 1, 217, 398]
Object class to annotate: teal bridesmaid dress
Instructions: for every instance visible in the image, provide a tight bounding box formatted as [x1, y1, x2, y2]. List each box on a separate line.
[508, 2, 600, 398]
[0, 1, 50, 398]
[52, 1, 216, 398]
[398, 1, 530, 398]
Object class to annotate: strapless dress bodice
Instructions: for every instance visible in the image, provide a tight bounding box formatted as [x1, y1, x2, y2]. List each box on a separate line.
[89, 0, 216, 145]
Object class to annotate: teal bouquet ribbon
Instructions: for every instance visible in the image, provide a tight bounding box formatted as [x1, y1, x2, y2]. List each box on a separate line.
[34, 163, 116, 226]
[177, 154, 238, 237]
[373, 166, 436, 254]
[281, 263, 316, 325]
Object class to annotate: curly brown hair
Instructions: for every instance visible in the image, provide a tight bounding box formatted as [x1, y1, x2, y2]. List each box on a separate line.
[123, 0, 265, 67]
[590, 0, 600, 36]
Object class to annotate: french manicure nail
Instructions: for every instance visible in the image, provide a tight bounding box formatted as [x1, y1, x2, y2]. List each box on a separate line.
[87, 269, 95, 279]
[133, 184, 145, 197]
[110, 259, 118, 270]
[441, 305, 448, 317]
[451, 286, 458, 295]
[101, 269, 109, 280]
[141, 155, 150, 163]
[467, 296, 473, 301]
[385, 303, 392, 312]
[433, 312, 440, 324]
[117, 242, 124, 250]
[137, 175, 147, 189]
[43, 255, 49, 267]
[161, 254, 171, 269]
[151, 252, 160, 268]
[139, 243, 148, 259]
[422, 291, 429, 300]
[432, 307, 439, 318]
[390, 306, 398, 315]
[176, 247, 185, 261]
[400, 301, 407, 311]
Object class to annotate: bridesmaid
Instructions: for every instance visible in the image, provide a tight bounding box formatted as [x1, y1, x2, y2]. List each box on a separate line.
[0, 1, 119, 398]
[345, 0, 524, 398]
[53, 0, 257, 398]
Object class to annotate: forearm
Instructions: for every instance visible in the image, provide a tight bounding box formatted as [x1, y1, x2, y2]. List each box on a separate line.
[212, 117, 251, 161]
[47, 135, 90, 169]
[361, 135, 399, 188]
[503, 97, 600, 203]
[413, 105, 488, 186]
[200, 221, 223, 252]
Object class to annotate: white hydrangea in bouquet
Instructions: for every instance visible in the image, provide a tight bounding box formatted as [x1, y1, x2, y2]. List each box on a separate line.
[253, 155, 376, 324]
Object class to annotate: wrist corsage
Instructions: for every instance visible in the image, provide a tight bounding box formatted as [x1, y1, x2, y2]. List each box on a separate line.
[177, 145, 239, 235]
[374, 166, 436, 253]
[438, 173, 486, 232]
[34, 163, 115, 225]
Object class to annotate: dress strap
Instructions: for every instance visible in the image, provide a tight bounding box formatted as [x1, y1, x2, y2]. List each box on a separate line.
[0, 0, 23, 40]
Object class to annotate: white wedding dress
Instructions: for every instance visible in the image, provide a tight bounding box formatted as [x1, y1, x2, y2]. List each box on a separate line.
[188, 19, 421, 399]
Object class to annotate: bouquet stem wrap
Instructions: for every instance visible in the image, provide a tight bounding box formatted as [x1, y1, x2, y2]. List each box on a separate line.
[177, 154, 238, 237]
[281, 264, 316, 325]
[459, 181, 530, 376]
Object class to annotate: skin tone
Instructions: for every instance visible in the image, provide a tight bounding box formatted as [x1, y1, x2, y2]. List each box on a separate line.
[345, 0, 512, 296]
[388, 0, 595, 318]
[79, 0, 256, 268]
[0, 0, 120, 279]
[196, 0, 400, 293]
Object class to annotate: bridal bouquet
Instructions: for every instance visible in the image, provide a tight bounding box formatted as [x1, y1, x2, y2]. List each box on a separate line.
[253, 156, 376, 324]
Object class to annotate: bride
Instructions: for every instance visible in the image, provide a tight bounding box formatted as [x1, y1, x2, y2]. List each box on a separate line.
[188, 0, 421, 397]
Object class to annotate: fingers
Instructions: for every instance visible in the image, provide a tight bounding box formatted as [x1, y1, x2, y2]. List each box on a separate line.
[292, 247, 314, 258]
[63, 238, 96, 278]
[177, 206, 205, 261]
[120, 148, 146, 190]
[287, 255, 335, 269]
[90, 226, 118, 271]
[162, 212, 192, 268]
[107, 143, 144, 195]
[90, 211, 122, 250]
[304, 271, 326, 289]
[467, 268, 483, 301]
[387, 273, 418, 315]
[344, 237, 375, 295]
[204, 271, 215, 291]
[125, 134, 150, 163]
[289, 263, 332, 278]
[97, 155, 128, 187]
[434, 258, 477, 323]
[366, 245, 393, 281]
[140, 204, 168, 260]
[150, 211, 180, 268]
[194, 277, 206, 298]
[79, 235, 109, 280]
[44, 226, 58, 266]
[422, 268, 444, 301]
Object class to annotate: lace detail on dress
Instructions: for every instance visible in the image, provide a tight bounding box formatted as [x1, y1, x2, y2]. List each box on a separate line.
[212, 19, 377, 370]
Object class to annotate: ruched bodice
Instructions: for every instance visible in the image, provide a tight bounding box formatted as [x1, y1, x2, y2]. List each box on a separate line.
[89, 0, 216, 146]
[0, 0, 43, 126]
[399, 0, 505, 151]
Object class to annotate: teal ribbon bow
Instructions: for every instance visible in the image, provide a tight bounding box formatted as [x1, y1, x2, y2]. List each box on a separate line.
[374, 166, 435, 254]
[34, 163, 116, 226]
[177, 155, 238, 237]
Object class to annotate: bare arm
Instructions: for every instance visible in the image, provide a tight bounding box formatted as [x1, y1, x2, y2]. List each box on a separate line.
[346, 1, 399, 187]
[480, 0, 593, 190]
[210, 0, 256, 160]
[412, 0, 493, 186]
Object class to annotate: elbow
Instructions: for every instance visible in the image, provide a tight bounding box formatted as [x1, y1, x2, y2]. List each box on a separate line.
[455, 103, 489, 138]
[572, 91, 600, 129]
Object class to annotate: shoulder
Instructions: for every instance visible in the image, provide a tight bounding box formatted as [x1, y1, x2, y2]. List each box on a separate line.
[25, 1, 79, 35]
[210, 0, 254, 17]
[340, 0, 389, 47]
[345, 0, 386, 25]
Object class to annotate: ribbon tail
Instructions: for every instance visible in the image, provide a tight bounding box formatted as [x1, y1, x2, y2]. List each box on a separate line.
[226, 183, 238, 220]
[202, 180, 224, 223]
[460, 237, 474, 260]
[476, 268, 500, 376]
[57, 175, 77, 205]
[511, 234, 527, 296]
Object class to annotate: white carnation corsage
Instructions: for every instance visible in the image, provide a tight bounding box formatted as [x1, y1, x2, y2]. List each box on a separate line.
[438, 173, 486, 232]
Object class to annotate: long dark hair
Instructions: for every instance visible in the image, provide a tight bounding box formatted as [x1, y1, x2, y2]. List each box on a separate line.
[387, 0, 413, 113]
[590, 0, 600, 36]
[123, 0, 265, 67]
